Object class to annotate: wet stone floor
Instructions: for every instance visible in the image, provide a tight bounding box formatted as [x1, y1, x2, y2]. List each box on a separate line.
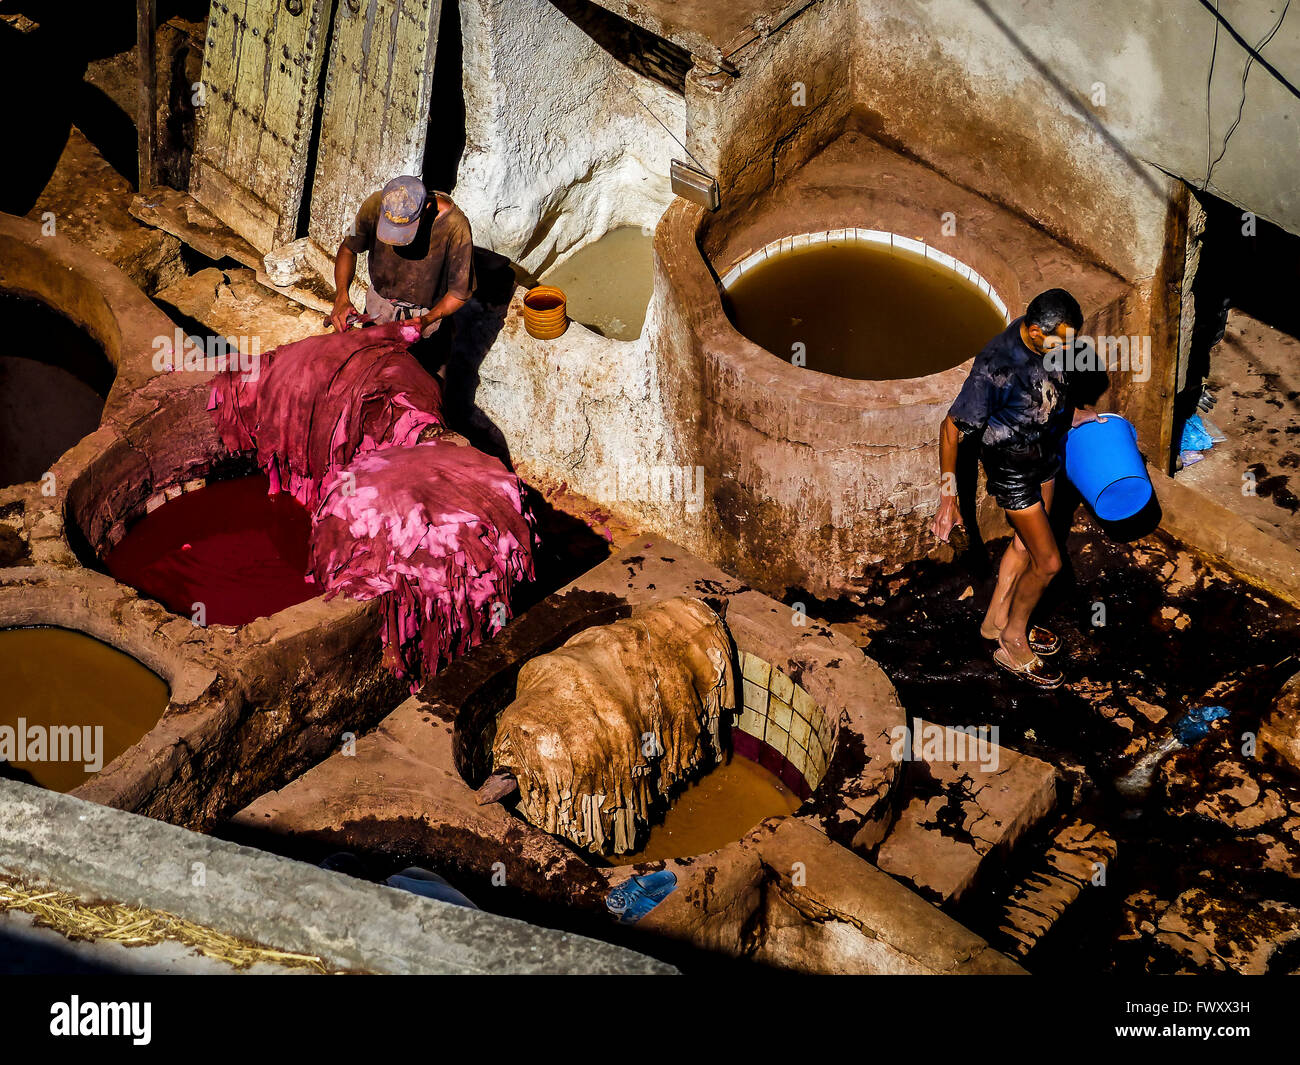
[823, 518, 1300, 974]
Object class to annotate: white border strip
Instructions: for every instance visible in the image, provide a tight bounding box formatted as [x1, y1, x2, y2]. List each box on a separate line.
[723, 230, 1010, 322]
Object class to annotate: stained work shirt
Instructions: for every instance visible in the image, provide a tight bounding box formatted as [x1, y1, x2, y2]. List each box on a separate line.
[947, 317, 1071, 453]
[344, 191, 477, 309]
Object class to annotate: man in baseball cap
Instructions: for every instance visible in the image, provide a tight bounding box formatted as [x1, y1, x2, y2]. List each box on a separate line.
[331, 175, 476, 377]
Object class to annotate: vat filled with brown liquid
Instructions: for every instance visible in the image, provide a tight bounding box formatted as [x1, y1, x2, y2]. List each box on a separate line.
[540, 226, 654, 341]
[0, 627, 170, 792]
[724, 240, 1007, 380]
[0, 291, 112, 489]
[605, 753, 802, 866]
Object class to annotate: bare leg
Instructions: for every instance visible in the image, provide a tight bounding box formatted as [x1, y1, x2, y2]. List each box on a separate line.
[980, 480, 1055, 638]
[999, 499, 1063, 667]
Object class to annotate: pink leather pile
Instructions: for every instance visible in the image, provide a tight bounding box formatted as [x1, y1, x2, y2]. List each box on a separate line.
[208, 322, 446, 509]
[312, 440, 535, 679]
[208, 323, 534, 682]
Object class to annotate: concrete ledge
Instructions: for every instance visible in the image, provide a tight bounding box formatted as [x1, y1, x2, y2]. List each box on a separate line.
[876, 721, 1057, 903]
[0, 779, 673, 975]
[636, 818, 1025, 974]
[1152, 464, 1300, 610]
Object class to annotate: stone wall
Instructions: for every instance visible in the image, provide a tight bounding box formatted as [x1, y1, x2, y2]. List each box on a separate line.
[686, 0, 855, 223]
[454, 0, 686, 275]
[853, 0, 1299, 264]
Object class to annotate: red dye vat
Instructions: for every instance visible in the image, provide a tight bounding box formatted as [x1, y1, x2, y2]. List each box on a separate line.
[104, 475, 315, 626]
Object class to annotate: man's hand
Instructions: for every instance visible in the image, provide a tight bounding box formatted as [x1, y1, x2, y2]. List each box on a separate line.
[1071, 405, 1101, 428]
[330, 242, 359, 333]
[329, 295, 355, 334]
[417, 310, 442, 333]
[932, 494, 963, 543]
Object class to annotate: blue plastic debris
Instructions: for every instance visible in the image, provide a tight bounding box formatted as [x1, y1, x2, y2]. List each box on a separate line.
[1180, 415, 1214, 453]
[1172, 705, 1230, 744]
[1115, 705, 1232, 799]
[605, 869, 678, 924]
[1200, 416, 1228, 443]
[385, 867, 479, 909]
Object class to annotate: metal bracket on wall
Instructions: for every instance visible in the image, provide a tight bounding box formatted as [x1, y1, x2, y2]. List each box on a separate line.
[671, 159, 721, 212]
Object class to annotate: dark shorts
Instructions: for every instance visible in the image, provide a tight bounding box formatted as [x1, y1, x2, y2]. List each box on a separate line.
[982, 441, 1061, 511]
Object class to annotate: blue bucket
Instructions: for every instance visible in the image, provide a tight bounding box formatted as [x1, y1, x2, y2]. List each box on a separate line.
[1064, 413, 1153, 521]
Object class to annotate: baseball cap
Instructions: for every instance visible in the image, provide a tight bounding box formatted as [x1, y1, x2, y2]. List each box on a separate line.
[376, 176, 428, 246]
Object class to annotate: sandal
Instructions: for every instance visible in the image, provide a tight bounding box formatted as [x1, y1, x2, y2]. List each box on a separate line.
[984, 624, 1061, 656]
[1027, 625, 1060, 656]
[993, 646, 1063, 689]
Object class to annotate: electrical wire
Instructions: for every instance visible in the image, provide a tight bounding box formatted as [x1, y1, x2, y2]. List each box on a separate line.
[1204, 0, 1292, 188]
[613, 73, 707, 172]
[1194, 0, 1300, 100]
[1203, 1, 1222, 189]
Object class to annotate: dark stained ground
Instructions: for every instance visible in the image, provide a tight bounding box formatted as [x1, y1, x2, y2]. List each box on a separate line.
[809, 515, 1300, 973]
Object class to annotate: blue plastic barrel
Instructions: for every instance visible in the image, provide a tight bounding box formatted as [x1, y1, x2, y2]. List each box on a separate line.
[1064, 413, 1153, 520]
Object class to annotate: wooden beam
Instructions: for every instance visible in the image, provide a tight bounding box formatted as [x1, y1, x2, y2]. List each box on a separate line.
[136, 0, 157, 189]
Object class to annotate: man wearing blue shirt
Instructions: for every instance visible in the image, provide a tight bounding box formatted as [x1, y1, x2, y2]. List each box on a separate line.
[932, 288, 1097, 689]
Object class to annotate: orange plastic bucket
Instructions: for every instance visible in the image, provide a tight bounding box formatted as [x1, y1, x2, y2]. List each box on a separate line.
[522, 285, 568, 339]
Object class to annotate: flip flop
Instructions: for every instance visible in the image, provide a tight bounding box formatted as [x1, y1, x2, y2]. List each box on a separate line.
[984, 625, 1061, 656]
[993, 646, 1063, 689]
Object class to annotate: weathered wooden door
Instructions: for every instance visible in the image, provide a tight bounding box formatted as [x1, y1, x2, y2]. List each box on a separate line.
[307, 0, 442, 252]
[191, 0, 334, 254]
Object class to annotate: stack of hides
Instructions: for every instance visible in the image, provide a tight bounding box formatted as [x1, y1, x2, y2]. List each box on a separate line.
[312, 440, 534, 678]
[208, 322, 445, 508]
[207, 323, 534, 681]
[491, 596, 735, 855]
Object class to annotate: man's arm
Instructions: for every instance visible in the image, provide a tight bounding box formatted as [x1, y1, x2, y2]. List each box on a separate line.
[420, 220, 475, 331]
[331, 242, 358, 333]
[932, 415, 964, 542]
[418, 291, 468, 330]
[933, 355, 992, 542]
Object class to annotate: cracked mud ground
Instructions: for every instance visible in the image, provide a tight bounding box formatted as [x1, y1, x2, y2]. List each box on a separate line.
[830, 514, 1300, 973]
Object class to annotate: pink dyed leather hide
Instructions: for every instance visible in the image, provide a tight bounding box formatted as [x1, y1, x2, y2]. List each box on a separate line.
[312, 441, 536, 681]
[205, 324, 535, 682]
[207, 322, 445, 509]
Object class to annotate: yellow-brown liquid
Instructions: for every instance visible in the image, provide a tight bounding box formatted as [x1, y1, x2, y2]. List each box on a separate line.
[0, 627, 170, 792]
[606, 755, 802, 866]
[725, 241, 1007, 380]
[540, 226, 654, 341]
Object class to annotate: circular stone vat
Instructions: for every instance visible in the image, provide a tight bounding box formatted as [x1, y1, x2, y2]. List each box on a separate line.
[463, 635, 842, 867]
[721, 232, 1007, 381]
[0, 626, 169, 793]
[539, 226, 654, 341]
[103, 473, 315, 627]
[604, 650, 831, 865]
[0, 290, 113, 488]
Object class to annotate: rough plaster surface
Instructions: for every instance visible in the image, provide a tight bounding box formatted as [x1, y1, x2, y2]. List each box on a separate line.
[852, 0, 1171, 279]
[686, 0, 856, 212]
[853, 0, 1300, 276]
[455, 261, 685, 538]
[455, 0, 685, 275]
